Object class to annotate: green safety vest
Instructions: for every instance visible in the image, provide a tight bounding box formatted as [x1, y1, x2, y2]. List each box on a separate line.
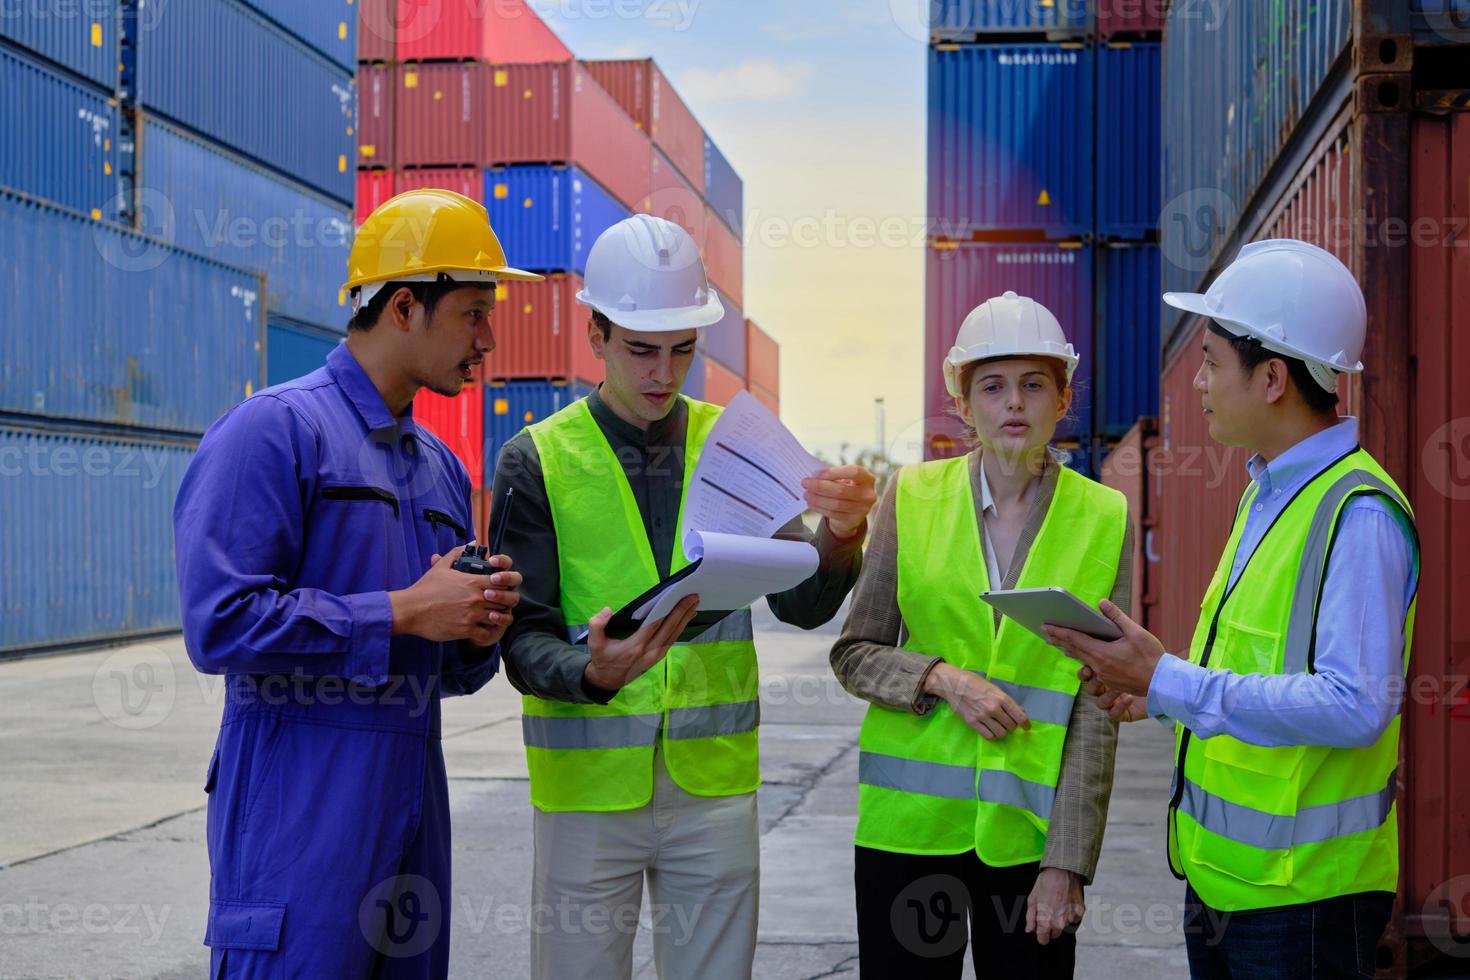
[1168, 447, 1417, 912]
[856, 454, 1127, 863]
[521, 395, 761, 812]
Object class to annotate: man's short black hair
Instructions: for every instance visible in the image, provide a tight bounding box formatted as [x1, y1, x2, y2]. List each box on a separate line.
[1206, 321, 1339, 414]
[591, 311, 613, 341]
[348, 278, 493, 332]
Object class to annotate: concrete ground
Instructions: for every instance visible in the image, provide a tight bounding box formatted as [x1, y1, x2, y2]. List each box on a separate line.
[0, 603, 1186, 978]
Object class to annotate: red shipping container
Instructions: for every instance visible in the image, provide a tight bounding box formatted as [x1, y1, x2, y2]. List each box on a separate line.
[703, 205, 743, 308]
[394, 0, 571, 63]
[749, 382, 778, 418]
[358, 64, 395, 168]
[1100, 418, 1157, 629]
[485, 62, 652, 210]
[703, 358, 744, 407]
[645, 149, 705, 252]
[584, 59, 705, 193]
[358, 0, 397, 63]
[481, 273, 604, 385]
[395, 62, 486, 167]
[744, 318, 778, 395]
[414, 381, 485, 490]
[1096, 0, 1164, 38]
[395, 166, 483, 202]
[356, 169, 397, 225]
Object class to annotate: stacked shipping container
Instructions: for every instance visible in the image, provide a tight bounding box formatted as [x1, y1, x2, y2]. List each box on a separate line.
[925, 9, 1162, 468]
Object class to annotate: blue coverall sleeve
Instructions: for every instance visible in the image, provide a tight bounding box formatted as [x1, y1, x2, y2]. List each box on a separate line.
[174, 394, 394, 684]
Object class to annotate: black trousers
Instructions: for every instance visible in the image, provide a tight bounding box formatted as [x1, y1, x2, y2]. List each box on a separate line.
[855, 845, 1076, 979]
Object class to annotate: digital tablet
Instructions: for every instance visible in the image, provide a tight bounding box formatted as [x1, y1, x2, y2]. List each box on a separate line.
[978, 587, 1122, 642]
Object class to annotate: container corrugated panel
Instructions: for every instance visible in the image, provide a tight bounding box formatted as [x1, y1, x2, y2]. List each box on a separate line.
[646, 149, 706, 252]
[266, 317, 341, 385]
[1160, 0, 1351, 321]
[395, 0, 571, 63]
[745, 319, 779, 396]
[0, 425, 195, 654]
[357, 0, 396, 62]
[1, 191, 266, 433]
[485, 63, 654, 211]
[137, 0, 356, 204]
[697, 287, 746, 377]
[356, 169, 396, 225]
[414, 382, 485, 489]
[749, 383, 779, 418]
[395, 62, 485, 168]
[481, 274, 604, 384]
[240, 0, 357, 71]
[1099, 418, 1158, 629]
[139, 116, 354, 329]
[0, 42, 120, 221]
[583, 58, 705, 191]
[357, 64, 395, 168]
[397, 166, 483, 202]
[704, 134, 743, 237]
[1096, 42, 1161, 239]
[0, 2, 118, 89]
[925, 243, 1094, 455]
[928, 44, 1094, 239]
[1403, 107, 1470, 954]
[703, 359, 745, 408]
[1263, 124, 1352, 264]
[930, 0, 1091, 38]
[485, 379, 593, 475]
[703, 207, 744, 308]
[1097, 0, 1164, 37]
[483, 165, 628, 276]
[1096, 243, 1160, 439]
[583, 60, 650, 128]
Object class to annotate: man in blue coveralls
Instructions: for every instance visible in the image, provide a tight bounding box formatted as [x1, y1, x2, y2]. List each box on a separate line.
[174, 189, 540, 977]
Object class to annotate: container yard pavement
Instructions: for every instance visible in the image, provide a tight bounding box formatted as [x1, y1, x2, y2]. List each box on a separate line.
[0, 604, 1186, 979]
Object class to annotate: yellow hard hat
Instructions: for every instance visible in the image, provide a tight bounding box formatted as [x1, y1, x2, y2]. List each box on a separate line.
[344, 188, 543, 304]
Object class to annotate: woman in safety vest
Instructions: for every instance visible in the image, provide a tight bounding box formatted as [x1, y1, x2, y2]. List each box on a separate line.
[831, 290, 1132, 977]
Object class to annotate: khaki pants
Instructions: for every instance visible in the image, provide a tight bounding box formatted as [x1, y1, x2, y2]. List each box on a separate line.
[529, 745, 759, 980]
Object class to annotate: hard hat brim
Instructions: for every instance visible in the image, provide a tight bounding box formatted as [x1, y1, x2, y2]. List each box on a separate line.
[1161, 291, 1212, 316]
[342, 263, 545, 292]
[493, 265, 545, 283]
[575, 289, 725, 333]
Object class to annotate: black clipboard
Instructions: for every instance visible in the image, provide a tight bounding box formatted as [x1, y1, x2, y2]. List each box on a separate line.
[571, 559, 737, 644]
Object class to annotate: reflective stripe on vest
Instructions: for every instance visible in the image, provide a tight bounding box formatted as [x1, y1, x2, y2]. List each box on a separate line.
[1170, 449, 1416, 912]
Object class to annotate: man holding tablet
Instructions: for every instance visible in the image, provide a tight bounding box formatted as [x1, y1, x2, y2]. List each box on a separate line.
[1048, 240, 1418, 980]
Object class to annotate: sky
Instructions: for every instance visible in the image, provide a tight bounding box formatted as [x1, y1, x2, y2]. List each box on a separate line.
[536, 0, 931, 462]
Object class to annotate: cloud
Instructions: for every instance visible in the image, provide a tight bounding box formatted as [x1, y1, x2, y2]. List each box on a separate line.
[678, 59, 816, 104]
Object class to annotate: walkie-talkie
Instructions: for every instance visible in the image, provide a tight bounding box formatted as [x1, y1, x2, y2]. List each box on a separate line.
[453, 488, 514, 575]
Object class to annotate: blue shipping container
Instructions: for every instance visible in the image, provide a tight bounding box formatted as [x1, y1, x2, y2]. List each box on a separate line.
[140, 116, 353, 328]
[484, 165, 630, 276]
[1096, 42, 1161, 240]
[137, 0, 356, 204]
[1096, 244, 1161, 439]
[485, 380, 595, 473]
[0, 41, 120, 220]
[930, 0, 1091, 38]
[0, 191, 266, 433]
[703, 135, 743, 237]
[1, 424, 195, 654]
[926, 242, 1094, 443]
[0, 1, 118, 89]
[238, 0, 358, 72]
[267, 317, 343, 385]
[696, 287, 746, 377]
[929, 44, 1095, 239]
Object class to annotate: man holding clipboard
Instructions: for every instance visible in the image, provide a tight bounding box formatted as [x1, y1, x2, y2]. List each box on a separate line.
[489, 215, 878, 980]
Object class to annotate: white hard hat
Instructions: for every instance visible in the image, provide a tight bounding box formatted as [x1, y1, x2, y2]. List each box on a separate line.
[1162, 238, 1365, 392]
[576, 214, 725, 333]
[943, 291, 1079, 397]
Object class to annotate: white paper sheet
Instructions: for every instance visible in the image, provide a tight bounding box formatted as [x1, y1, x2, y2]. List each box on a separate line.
[678, 390, 828, 542]
[633, 530, 820, 623]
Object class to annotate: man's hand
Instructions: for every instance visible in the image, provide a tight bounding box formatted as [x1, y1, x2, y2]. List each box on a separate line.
[1026, 868, 1084, 945]
[1044, 599, 1165, 699]
[801, 465, 878, 540]
[1078, 665, 1151, 722]
[923, 662, 1030, 740]
[389, 546, 522, 647]
[583, 594, 701, 694]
